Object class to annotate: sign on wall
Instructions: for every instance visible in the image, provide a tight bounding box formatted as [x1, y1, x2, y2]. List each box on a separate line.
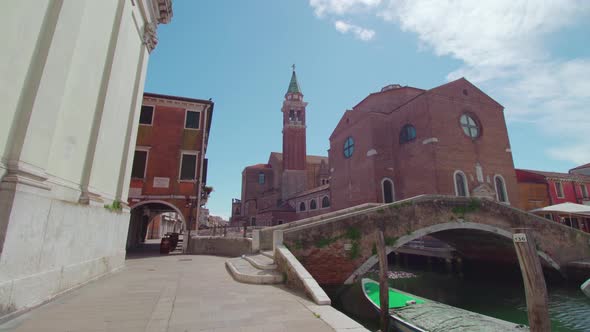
[153, 177, 170, 188]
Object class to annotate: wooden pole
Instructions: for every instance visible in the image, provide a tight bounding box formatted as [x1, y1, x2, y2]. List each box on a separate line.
[512, 229, 550, 332]
[376, 231, 389, 332]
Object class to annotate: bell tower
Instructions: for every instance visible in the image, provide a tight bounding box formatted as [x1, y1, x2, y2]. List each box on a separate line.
[281, 66, 307, 199]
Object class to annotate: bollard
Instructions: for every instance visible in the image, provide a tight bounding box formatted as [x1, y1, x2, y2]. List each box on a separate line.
[223, 225, 227, 237]
[375, 231, 389, 332]
[513, 229, 550, 332]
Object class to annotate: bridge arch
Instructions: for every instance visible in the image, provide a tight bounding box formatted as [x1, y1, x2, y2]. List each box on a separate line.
[343, 221, 562, 284]
[280, 195, 590, 285]
[127, 200, 187, 250]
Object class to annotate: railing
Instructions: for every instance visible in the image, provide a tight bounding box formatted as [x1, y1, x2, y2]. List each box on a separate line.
[196, 225, 267, 238]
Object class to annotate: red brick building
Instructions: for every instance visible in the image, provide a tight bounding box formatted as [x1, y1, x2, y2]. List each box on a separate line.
[330, 79, 518, 209]
[126, 93, 213, 248]
[231, 74, 519, 226]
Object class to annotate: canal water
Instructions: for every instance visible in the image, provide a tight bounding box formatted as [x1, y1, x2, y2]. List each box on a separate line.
[326, 255, 590, 332]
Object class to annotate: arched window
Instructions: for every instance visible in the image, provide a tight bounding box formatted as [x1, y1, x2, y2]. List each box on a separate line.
[321, 196, 330, 208]
[310, 199, 317, 210]
[343, 136, 354, 158]
[454, 171, 469, 197]
[299, 202, 306, 212]
[460, 113, 480, 138]
[382, 178, 395, 203]
[494, 175, 508, 203]
[399, 124, 417, 144]
[258, 172, 265, 184]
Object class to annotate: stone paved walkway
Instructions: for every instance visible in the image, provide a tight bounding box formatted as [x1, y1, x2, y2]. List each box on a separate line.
[0, 245, 335, 332]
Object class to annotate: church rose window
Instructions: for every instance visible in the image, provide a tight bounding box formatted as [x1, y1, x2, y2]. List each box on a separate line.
[343, 136, 354, 158]
[399, 124, 417, 144]
[460, 113, 480, 138]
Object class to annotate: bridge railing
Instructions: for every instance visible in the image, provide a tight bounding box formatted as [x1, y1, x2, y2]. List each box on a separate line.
[196, 225, 267, 238]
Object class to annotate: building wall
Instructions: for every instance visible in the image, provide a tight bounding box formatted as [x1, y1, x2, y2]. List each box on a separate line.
[128, 95, 212, 230]
[517, 183, 550, 211]
[0, 0, 171, 317]
[329, 79, 519, 210]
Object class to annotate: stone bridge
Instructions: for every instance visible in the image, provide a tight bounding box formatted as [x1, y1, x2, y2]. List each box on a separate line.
[275, 195, 590, 285]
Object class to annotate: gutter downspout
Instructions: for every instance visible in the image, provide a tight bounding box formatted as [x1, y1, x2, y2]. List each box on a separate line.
[195, 103, 212, 235]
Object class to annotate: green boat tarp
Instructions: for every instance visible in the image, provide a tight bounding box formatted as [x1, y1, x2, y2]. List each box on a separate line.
[363, 279, 529, 332]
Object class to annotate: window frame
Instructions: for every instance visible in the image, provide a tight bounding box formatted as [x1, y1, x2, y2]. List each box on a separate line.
[343, 136, 354, 159]
[131, 146, 150, 179]
[459, 113, 481, 139]
[493, 174, 509, 204]
[184, 109, 201, 130]
[555, 181, 565, 198]
[299, 201, 306, 212]
[321, 196, 330, 208]
[381, 177, 395, 203]
[309, 199, 317, 210]
[453, 170, 470, 197]
[581, 184, 589, 199]
[139, 105, 155, 126]
[399, 124, 417, 144]
[178, 150, 199, 182]
[258, 172, 265, 185]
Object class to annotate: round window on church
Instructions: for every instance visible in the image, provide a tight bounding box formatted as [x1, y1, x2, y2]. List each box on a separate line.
[460, 113, 480, 139]
[343, 136, 354, 158]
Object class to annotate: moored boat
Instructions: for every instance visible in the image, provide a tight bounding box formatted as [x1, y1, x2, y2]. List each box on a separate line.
[361, 278, 529, 332]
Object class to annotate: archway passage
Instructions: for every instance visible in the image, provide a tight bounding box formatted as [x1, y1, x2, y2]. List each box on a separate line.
[127, 200, 186, 257]
[281, 195, 590, 285]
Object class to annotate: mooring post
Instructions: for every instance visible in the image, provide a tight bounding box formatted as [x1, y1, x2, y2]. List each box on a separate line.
[223, 225, 227, 237]
[376, 231, 389, 332]
[243, 225, 247, 238]
[512, 229, 550, 332]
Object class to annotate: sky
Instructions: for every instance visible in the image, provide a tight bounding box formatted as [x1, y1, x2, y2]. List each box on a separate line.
[144, 0, 590, 219]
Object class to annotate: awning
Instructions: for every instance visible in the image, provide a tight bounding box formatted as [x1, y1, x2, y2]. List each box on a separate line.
[530, 202, 590, 216]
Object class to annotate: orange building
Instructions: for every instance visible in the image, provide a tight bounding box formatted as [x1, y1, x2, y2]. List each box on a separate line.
[126, 93, 214, 248]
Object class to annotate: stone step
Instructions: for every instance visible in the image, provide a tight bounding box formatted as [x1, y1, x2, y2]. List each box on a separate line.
[261, 250, 274, 259]
[225, 257, 283, 284]
[242, 254, 277, 270]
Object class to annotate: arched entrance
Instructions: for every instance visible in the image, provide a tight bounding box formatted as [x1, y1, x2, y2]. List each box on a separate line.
[127, 200, 186, 251]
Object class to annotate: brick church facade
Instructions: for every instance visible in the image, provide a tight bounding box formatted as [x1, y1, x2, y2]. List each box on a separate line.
[231, 71, 519, 226]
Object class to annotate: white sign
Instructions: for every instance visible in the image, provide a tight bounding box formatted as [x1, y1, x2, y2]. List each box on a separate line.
[513, 233, 527, 243]
[344, 243, 352, 251]
[153, 177, 170, 188]
[129, 187, 142, 197]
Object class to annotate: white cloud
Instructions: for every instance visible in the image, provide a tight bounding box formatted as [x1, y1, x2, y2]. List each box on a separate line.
[309, 0, 590, 165]
[310, 0, 382, 17]
[334, 20, 376, 41]
[547, 144, 590, 165]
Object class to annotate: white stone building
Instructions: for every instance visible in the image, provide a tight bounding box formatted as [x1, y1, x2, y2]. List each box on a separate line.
[0, 0, 172, 317]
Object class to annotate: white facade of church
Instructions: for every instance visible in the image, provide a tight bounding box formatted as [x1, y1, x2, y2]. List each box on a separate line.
[0, 0, 172, 317]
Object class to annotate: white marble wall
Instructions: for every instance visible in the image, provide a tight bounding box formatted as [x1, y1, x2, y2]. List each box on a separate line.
[0, 0, 171, 317]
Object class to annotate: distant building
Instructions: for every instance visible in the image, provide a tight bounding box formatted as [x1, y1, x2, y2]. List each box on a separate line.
[0, 0, 172, 316]
[127, 93, 214, 247]
[516, 169, 590, 209]
[231, 71, 518, 225]
[146, 213, 183, 239]
[570, 163, 590, 176]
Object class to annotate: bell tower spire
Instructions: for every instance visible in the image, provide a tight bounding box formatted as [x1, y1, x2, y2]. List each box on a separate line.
[281, 66, 308, 199]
